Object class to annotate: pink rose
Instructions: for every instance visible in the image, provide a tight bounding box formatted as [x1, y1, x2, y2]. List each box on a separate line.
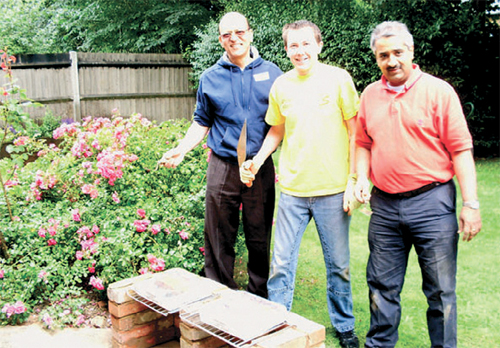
[48, 225, 57, 237]
[137, 209, 146, 218]
[38, 228, 47, 238]
[112, 192, 120, 203]
[42, 313, 53, 327]
[1, 304, 15, 318]
[150, 258, 165, 272]
[179, 229, 189, 240]
[0, 270, 4, 278]
[47, 239, 57, 246]
[90, 276, 104, 290]
[72, 209, 81, 222]
[13, 301, 26, 314]
[134, 220, 150, 232]
[13, 136, 30, 146]
[75, 314, 86, 326]
[151, 224, 161, 235]
[76, 251, 83, 260]
[147, 254, 157, 264]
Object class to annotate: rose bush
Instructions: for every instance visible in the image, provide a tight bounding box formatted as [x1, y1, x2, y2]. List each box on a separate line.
[0, 112, 220, 327]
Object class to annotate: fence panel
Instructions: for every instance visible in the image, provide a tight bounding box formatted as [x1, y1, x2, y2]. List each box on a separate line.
[11, 52, 196, 124]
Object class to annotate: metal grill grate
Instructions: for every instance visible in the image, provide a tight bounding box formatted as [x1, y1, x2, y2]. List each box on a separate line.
[180, 309, 288, 348]
[128, 289, 173, 316]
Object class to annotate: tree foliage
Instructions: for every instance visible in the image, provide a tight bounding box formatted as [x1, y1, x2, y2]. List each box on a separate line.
[370, 0, 499, 156]
[188, 0, 499, 157]
[0, 0, 498, 155]
[0, 0, 60, 54]
[0, 0, 222, 54]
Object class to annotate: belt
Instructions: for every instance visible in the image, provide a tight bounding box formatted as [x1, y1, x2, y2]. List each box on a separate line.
[373, 181, 449, 199]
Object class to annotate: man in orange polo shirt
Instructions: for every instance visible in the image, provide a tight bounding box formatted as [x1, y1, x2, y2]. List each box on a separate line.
[354, 21, 481, 348]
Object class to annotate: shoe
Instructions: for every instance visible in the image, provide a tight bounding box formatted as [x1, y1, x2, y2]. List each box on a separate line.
[336, 329, 359, 348]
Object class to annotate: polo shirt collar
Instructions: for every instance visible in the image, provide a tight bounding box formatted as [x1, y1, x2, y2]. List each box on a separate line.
[381, 64, 423, 93]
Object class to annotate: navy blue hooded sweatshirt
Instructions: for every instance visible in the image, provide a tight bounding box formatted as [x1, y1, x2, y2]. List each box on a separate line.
[193, 48, 283, 164]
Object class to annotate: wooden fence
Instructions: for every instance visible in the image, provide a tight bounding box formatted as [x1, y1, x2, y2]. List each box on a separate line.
[11, 52, 197, 123]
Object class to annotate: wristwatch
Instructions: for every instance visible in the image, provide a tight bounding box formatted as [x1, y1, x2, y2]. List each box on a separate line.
[463, 200, 480, 209]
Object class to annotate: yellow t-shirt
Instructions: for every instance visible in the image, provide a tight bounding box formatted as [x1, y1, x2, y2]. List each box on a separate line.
[266, 63, 359, 197]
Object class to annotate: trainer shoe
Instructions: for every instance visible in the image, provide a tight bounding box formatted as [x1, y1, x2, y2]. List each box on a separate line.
[336, 329, 359, 348]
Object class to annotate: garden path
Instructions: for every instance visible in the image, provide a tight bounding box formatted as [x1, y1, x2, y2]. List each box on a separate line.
[0, 323, 112, 347]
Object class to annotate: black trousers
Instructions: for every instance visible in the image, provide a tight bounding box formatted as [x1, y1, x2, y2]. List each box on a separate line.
[204, 153, 275, 298]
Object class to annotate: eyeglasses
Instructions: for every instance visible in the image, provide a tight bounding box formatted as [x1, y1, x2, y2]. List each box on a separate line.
[220, 29, 250, 40]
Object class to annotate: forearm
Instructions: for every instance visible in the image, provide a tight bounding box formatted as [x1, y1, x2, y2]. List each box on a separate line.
[355, 146, 371, 180]
[452, 149, 478, 202]
[176, 122, 209, 154]
[252, 124, 285, 168]
[346, 117, 357, 174]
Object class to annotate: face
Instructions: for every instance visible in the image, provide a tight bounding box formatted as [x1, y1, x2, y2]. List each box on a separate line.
[285, 27, 323, 76]
[374, 35, 414, 86]
[218, 14, 253, 62]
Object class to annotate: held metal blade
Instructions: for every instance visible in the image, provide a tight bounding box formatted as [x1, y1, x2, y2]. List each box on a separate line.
[237, 119, 247, 167]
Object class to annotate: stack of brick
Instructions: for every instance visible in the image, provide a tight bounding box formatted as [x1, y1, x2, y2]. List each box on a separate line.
[107, 270, 326, 348]
[107, 274, 180, 348]
[177, 312, 325, 348]
[179, 319, 228, 348]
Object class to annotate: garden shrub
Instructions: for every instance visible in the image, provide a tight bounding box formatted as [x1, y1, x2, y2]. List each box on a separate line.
[188, 0, 499, 157]
[0, 112, 211, 327]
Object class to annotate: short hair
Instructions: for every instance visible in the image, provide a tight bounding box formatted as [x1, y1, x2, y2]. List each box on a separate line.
[370, 21, 414, 53]
[282, 20, 322, 47]
[218, 12, 250, 34]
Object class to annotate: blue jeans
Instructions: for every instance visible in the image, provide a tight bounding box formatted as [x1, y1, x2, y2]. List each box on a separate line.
[365, 181, 459, 348]
[267, 192, 355, 333]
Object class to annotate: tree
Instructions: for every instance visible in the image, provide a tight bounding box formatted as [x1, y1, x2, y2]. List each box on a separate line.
[0, 0, 60, 54]
[371, 0, 499, 156]
[188, 0, 499, 156]
[0, 0, 223, 54]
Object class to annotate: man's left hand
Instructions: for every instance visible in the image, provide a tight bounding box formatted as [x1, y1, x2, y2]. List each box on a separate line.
[343, 177, 361, 216]
[458, 207, 482, 242]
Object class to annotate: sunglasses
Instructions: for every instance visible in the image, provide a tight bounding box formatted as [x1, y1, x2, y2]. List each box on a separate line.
[220, 29, 250, 40]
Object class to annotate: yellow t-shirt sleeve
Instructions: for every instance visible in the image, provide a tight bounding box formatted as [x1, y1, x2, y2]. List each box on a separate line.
[265, 82, 285, 126]
[339, 70, 360, 121]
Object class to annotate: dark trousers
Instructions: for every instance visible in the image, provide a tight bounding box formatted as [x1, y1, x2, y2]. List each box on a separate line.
[365, 180, 459, 348]
[204, 153, 275, 298]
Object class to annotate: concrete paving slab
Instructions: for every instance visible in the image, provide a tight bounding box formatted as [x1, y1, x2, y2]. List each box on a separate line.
[0, 323, 113, 348]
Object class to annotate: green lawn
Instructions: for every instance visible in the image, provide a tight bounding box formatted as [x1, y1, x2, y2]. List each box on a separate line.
[236, 157, 500, 348]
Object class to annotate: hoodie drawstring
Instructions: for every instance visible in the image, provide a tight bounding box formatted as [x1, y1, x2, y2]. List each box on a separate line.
[248, 67, 254, 111]
[230, 66, 237, 106]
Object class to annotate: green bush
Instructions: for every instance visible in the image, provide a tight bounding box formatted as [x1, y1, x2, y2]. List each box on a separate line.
[187, 0, 499, 157]
[0, 113, 210, 327]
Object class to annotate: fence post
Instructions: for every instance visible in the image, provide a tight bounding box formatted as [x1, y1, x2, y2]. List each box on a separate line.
[69, 51, 81, 122]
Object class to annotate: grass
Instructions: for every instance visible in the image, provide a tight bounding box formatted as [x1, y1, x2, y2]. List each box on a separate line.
[235, 157, 500, 348]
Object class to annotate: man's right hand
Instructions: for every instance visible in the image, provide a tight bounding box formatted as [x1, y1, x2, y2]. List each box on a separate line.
[158, 147, 185, 169]
[240, 160, 258, 186]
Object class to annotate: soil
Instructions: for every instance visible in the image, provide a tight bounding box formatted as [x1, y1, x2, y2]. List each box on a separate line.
[23, 292, 112, 329]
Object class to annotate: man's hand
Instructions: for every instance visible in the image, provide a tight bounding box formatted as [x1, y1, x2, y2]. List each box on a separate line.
[458, 207, 481, 242]
[240, 160, 258, 187]
[157, 147, 185, 169]
[343, 177, 361, 215]
[354, 176, 371, 204]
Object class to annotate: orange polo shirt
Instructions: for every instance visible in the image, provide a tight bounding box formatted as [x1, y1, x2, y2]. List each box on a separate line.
[356, 65, 473, 194]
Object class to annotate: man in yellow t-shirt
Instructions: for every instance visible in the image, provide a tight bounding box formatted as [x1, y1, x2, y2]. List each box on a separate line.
[239, 20, 360, 348]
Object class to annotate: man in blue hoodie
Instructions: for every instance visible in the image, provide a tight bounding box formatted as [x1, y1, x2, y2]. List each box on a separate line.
[158, 12, 282, 298]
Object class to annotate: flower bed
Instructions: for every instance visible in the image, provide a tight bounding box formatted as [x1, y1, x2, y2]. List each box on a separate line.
[0, 113, 213, 328]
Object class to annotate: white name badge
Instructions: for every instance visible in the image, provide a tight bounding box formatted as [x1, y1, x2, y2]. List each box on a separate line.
[254, 72, 270, 82]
